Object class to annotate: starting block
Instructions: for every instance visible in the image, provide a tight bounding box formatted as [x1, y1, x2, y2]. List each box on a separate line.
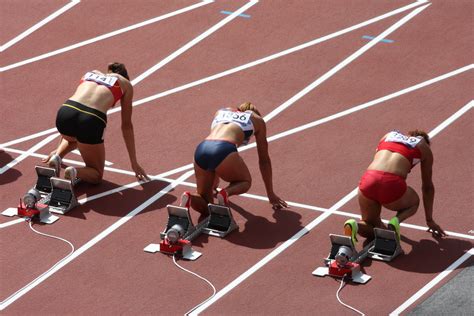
[368, 228, 403, 261]
[47, 177, 79, 214]
[144, 203, 238, 260]
[201, 203, 238, 238]
[313, 227, 403, 284]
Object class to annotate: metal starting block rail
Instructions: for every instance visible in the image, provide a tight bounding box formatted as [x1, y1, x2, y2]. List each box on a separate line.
[144, 203, 238, 260]
[313, 228, 402, 284]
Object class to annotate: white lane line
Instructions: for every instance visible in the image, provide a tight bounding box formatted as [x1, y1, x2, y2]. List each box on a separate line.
[264, 3, 431, 121]
[131, 0, 258, 85]
[0, 218, 25, 229]
[390, 248, 474, 315]
[429, 100, 473, 138]
[1, 69, 471, 200]
[0, 0, 213, 71]
[0, 0, 425, 146]
[0, 0, 80, 52]
[189, 101, 473, 314]
[119, 0, 427, 111]
[0, 170, 195, 311]
[0, 133, 59, 175]
[0, 128, 58, 148]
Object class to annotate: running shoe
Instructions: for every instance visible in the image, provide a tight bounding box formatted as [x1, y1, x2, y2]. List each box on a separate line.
[180, 191, 191, 208]
[48, 154, 62, 176]
[344, 218, 358, 244]
[388, 216, 401, 241]
[216, 189, 229, 206]
[64, 166, 77, 182]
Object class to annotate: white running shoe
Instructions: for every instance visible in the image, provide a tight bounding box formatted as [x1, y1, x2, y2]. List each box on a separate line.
[48, 154, 62, 176]
[64, 166, 77, 182]
[180, 191, 191, 208]
[216, 189, 229, 206]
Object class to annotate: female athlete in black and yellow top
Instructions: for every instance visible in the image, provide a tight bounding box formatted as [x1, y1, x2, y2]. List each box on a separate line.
[43, 63, 149, 184]
[180, 102, 287, 214]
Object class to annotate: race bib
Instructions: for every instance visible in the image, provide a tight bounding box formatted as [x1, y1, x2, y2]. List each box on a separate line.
[385, 131, 421, 148]
[83, 72, 118, 87]
[215, 110, 251, 124]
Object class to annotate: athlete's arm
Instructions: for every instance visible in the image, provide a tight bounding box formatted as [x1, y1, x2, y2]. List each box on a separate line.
[253, 116, 287, 209]
[419, 142, 445, 236]
[120, 80, 149, 181]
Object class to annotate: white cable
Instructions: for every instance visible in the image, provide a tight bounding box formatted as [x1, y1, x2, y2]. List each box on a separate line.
[336, 275, 365, 316]
[172, 255, 216, 316]
[0, 220, 75, 306]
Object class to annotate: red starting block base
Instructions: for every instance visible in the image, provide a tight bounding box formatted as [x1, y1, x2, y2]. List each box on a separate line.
[328, 261, 360, 279]
[158, 238, 191, 256]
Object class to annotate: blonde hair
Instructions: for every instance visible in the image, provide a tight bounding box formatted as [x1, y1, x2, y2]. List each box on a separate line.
[238, 102, 261, 116]
[408, 129, 430, 145]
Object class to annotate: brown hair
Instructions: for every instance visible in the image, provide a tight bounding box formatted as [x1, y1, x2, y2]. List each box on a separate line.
[238, 102, 261, 116]
[408, 129, 430, 145]
[108, 62, 129, 80]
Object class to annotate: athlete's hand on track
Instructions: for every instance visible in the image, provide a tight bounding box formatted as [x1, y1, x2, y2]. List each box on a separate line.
[268, 192, 288, 210]
[132, 163, 150, 182]
[427, 219, 447, 237]
[42, 151, 56, 164]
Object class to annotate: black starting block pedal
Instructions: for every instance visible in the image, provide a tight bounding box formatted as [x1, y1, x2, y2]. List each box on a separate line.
[201, 203, 238, 238]
[34, 166, 57, 194]
[159, 205, 197, 241]
[47, 177, 78, 214]
[368, 228, 403, 261]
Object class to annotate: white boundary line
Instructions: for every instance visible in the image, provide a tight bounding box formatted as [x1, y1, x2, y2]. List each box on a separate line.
[263, 3, 431, 121]
[0, 133, 59, 174]
[132, 0, 258, 85]
[390, 248, 474, 315]
[0, 0, 80, 52]
[0, 170, 195, 310]
[189, 101, 473, 314]
[0, 218, 25, 229]
[0, 0, 213, 71]
[0, 0, 427, 147]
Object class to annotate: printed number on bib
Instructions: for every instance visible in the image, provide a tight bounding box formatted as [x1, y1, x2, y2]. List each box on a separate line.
[217, 110, 251, 124]
[385, 131, 421, 148]
[84, 72, 118, 87]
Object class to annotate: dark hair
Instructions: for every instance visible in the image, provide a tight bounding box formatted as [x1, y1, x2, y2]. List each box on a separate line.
[408, 129, 430, 145]
[108, 62, 129, 80]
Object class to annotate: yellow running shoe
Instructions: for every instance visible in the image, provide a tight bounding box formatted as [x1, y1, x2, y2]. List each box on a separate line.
[344, 219, 358, 244]
[388, 216, 401, 241]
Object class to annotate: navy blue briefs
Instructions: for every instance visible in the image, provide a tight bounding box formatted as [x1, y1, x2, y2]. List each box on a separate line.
[194, 140, 237, 171]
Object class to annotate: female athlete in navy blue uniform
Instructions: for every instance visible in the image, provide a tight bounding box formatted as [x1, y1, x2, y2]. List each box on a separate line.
[180, 102, 287, 214]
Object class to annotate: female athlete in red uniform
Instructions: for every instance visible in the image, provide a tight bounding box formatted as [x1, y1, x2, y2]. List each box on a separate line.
[180, 102, 287, 214]
[43, 63, 149, 184]
[345, 130, 446, 241]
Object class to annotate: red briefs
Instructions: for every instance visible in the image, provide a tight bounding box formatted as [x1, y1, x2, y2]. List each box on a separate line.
[358, 170, 407, 204]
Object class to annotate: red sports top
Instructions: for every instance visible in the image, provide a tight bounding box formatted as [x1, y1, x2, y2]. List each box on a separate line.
[81, 72, 123, 105]
[376, 131, 422, 168]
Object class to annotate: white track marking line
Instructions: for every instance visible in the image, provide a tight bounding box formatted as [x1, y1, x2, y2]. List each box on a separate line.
[119, 0, 427, 111]
[0, 0, 426, 147]
[390, 248, 474, 315]
[189, 101, 472, 314]
[0, 0, 80, 52]
[0, 133, 59, 174]
[131, 0, 258, 85]
[69, 149, 113, 166]
[0, 219, 25, 229]
[1, 68, 471, 199]
[0, 128, 58, 148]
[0, 0, 213, 71]
[0, 170, 195, 310]
[264, 3, 431, 121]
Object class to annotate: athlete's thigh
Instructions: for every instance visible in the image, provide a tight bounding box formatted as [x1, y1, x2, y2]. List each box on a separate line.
[358, 189, 382, 222]
[383, 186, 419, 211]
[215, 152, 251, 183]
[77, 142, 105, 173]
[194, 162, 215, 201]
